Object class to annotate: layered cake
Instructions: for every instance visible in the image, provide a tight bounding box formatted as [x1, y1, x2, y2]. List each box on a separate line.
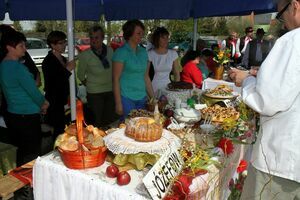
[125, 117, 163, 142]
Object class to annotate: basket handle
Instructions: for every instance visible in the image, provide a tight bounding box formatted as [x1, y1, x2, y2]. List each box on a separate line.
[76, 100, 84, 144]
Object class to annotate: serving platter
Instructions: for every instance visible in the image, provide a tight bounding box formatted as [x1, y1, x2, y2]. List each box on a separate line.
[103, 128, 181, 155]
[203, 92, 236, 99]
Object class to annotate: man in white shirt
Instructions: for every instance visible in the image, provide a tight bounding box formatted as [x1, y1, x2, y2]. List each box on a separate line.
[229, 0, 300, 199]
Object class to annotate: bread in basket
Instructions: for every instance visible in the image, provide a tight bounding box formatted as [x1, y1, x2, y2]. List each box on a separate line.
[56, 101, 107, 169]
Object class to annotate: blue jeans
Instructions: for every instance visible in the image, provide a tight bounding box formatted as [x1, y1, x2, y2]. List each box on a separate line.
[120, 95, 146, 121]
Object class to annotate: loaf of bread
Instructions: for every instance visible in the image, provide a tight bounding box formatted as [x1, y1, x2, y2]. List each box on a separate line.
[125, 117, 162, 142]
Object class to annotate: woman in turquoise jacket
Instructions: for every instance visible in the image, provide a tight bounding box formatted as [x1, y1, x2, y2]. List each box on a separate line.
[0, 31, 49, 166]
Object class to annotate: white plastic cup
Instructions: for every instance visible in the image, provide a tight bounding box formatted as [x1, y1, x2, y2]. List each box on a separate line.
[180, 102, 188, 108]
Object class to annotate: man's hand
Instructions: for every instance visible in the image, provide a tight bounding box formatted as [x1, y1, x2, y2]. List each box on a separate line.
[229, 68, 250, 87]
[249, 66, 260, 76]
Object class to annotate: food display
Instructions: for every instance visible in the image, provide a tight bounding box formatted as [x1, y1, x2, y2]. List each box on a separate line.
[49, 97, 256, 199]
[104, 118, 181, 170]
[128, 109, 153, 118]
[204, 84, 235, 98]
[55, 124, 106, 152]
[167, 81, 193, 91]
[55, 123, 107, 169]
[201, 104, 240, 123]
[125, 117, 163, 142]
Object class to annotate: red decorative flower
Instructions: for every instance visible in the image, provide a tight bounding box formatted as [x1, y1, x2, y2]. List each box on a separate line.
[217, 138, 234, 155]
[163, 194, 182, 200]
[171, 175, 193, 199]
[237, 160, 248, 173]
[235, 183, 243, 191]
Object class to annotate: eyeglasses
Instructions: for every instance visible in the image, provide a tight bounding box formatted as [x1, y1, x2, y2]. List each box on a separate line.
[276, 1, 291, 22]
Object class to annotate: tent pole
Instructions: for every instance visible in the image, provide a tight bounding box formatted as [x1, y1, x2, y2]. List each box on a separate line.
[66, 0, 76, 121]
[193, 18, 198, 50]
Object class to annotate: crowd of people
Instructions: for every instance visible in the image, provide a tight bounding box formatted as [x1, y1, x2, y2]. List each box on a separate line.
[0, 19, 280, 167]
[221, 26, 273, 69]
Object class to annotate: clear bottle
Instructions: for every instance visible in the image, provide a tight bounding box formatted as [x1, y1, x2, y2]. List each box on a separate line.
[190, 83, 197, 96]
[154, 103, 160, 124]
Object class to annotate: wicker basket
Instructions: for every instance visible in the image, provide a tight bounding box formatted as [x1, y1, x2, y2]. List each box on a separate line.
[58, 100, 107, 169]
[58, 146, 107, 169]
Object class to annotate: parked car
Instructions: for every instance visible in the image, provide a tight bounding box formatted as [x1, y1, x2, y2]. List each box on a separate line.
[169, 37, 220, 56]
[26, 38, 49, 67]
[200, 37, 220, 49]
[110, 35, 124, 51]
[62, 45, 78, 59]
[75, 38, 90, 52]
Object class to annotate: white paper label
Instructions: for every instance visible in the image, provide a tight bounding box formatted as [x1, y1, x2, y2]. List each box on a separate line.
[142, 147, 184, 200]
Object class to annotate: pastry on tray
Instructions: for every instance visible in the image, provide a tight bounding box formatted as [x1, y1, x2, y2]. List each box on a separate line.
[204, 84, 235, 98]
[201, 104, 239, 123]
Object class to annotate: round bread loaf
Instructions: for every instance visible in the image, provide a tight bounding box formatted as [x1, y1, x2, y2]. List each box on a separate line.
[125, 117, 162, 142]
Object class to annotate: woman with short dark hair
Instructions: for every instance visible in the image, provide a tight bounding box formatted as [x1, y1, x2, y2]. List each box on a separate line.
[112, 20, 154, 120]
[42, 31, 75, 141]
[180, 50, 203, 88]
[0, 30, 49, 166]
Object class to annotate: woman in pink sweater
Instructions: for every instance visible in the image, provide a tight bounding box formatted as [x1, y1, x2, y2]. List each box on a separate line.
[180, 50, 203, 88]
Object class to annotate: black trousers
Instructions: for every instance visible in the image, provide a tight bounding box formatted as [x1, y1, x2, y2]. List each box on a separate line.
[6, 112, 42, 167]
[46, 100, 70, 141]
[87, 91, 118, 128]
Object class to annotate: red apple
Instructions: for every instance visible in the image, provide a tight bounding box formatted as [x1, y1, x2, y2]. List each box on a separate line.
[106, 165, 119, 178]
[117, 171, 131, 185]
[163, 118, 172, 128]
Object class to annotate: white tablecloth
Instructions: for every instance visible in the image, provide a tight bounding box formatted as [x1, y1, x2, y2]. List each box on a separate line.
[33, 145, 248, 200]
[33, 151, 150, 200]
